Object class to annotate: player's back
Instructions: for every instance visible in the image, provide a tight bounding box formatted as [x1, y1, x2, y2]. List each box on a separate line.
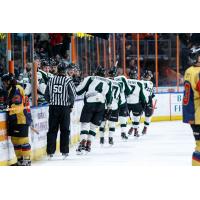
[109, 78, 121, 110]
[141, 80, 154, 96]
[86, 76, 111, 103]
[141, 80, 154, 103]
[114, 75, 132, 105]
[127, 79, 143, 104]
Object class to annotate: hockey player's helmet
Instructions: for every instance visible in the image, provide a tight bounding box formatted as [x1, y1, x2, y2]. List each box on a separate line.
[95, 65, 105, 77]
[74, 64, 80, 72]
[1, 73, 15, 82]
[41, 59, 50, 67]
[142, 70, 153, 80]
[108, 66, 117, 77]
[189, 46, 200, 64]
[57, 62, 67, 73]
[67, 63, 76, 70]
[50, 58, 58, 66]
[129, 70, 138, 79]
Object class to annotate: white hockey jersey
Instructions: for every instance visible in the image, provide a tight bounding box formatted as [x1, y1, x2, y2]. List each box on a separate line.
[114, 75, 132, 106]
[76, 76, 112, 104]
[127, 79, 147, 104]
[24, 72, 47, 103]
[109, 78, 121, 110]
[141, 80, 154, 103]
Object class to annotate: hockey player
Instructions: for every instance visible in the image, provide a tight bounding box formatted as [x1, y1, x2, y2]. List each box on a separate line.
[73, 65, 82, 87]
[141, 70, 155, 135]
[67, 63, 75, 77]
[67, 63, 82, 86]
[183, 50, 200, 166]
[49, 58, 58, 75]
[114, 70, 132, 140]
[1, 73, 32, 166]
[37, 72, 48, 105]
[76, 66, 112, 154]
[99, 66, 121, 145]
[127, 70, 147, 137]
[38, 59, 54, 85]
[24, 71, 47, 105]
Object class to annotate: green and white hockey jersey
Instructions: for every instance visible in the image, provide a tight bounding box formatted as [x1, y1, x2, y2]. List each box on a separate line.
[114, 75, 132, 106]
[127, 79, 147, 105]
[109, 78, 121, 110]
[141, 80, 154, 103]
[38, 69, 54, 85]
[76, 76, 112, 104]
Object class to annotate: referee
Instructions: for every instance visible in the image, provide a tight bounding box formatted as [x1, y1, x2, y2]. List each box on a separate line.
[45, 62, 76, 159]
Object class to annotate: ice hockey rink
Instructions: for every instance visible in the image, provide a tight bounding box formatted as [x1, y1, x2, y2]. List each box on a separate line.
[32, 120, 194, 166]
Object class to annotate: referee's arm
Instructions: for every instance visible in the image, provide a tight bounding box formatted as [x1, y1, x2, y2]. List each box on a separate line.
[44, 82, 50, 103]
[67, 79, 77, 108]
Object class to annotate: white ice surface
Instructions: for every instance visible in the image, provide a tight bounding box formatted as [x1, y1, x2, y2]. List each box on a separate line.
[32, 121, 194, 166]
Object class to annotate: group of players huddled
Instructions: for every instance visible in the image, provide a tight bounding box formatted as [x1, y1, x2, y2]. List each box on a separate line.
[75, 65, 155, 154]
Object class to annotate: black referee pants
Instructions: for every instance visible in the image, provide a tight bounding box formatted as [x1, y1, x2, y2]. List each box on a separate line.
[47, 105, 71, 155]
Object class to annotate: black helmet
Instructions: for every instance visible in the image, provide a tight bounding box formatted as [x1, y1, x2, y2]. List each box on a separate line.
[74, 65, 80, 72]
[73, 64, 81, 73]
[50, 58, 58, 66]
[129, 70, 138, 79]
[67, 63, 76, 70]
[108, 66, 117, 77]
[41, 59, 50, 67]
[142, 70, 153, 80]
[57, 62, 67, 73]
[1, 73, 15, 82]
[189, 46, 200, 64]
[95, 65, 105, 77]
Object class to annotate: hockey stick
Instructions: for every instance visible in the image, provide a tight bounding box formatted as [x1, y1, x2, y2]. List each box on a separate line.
[30, 126, 39, 135]
[152, 99, 157, 114]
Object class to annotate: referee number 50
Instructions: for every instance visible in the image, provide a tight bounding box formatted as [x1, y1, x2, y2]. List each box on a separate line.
[53, 85, 63, 93]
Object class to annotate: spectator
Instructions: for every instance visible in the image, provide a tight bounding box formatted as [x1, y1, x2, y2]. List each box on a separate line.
[49, 33, 63, 57]
[129, 59, 138, 71]
[62, 51, 70, 66]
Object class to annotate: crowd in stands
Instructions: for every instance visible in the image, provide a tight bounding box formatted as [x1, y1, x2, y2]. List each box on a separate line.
[1, 33, 200, 96]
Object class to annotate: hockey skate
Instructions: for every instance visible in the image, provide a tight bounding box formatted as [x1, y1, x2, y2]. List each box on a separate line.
[142, 127, 147, 135]
[100, 137, 104, 146]
[17, 157, 31, 166]
[121, 132, 128, 140]
[108, 137, 114, 145]
[21, 159, 31, 166]
[76, 139, 86, 155]
[128, 127, 134, 135]
[85, 140, 91, 153]
[47, 154, 54, 160]
[10, 157, 23, 166]
[62, 153, 69, 160]
[134, 128, 140, 137]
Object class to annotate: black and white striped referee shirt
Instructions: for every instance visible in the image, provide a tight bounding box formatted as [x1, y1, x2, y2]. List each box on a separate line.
[45, 75, 76, 107]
